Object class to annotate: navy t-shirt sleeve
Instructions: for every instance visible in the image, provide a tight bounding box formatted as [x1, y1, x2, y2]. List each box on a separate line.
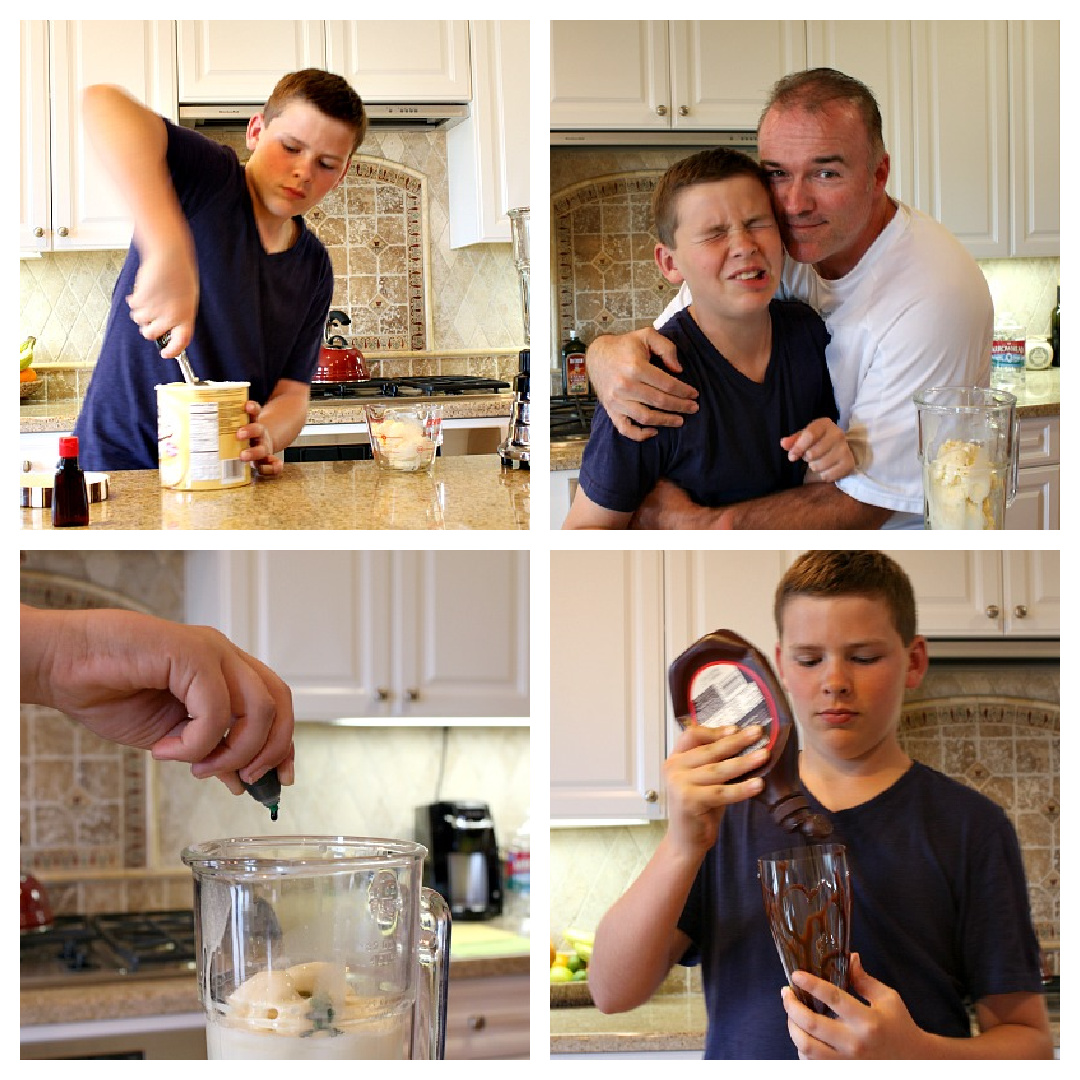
[577, 397, 666, 513]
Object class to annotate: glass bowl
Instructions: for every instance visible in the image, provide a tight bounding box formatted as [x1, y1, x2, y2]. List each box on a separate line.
[365, 403, 443, 472]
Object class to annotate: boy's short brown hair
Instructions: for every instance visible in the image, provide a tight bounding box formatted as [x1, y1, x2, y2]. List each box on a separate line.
[264, 68, 368, 156]
[774, 550, 918, 644]
[651, 148, 773, 249]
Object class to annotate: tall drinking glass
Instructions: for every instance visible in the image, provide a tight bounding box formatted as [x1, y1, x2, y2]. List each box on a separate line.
[758, 843, 852, 1015]
[182, 836, 450, 1059]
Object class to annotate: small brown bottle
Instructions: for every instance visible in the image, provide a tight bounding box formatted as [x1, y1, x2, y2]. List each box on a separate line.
[51, 436, 90, 528]
[669, 628, 831, 840]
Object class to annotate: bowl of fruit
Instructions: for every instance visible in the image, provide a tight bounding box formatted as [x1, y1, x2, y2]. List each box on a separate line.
[550, 928, 594, 1006]
[20, 335, 42, 400]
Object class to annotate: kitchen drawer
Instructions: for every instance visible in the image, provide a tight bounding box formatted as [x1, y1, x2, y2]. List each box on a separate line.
[445, 974, 529, 1060]
[1018, 415, 1059, 466]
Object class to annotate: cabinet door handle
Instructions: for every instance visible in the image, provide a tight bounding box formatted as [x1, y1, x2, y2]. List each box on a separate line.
[407, 688, 421, 702]
[375, 687, 392, 702]
[645, 789, 659, 803]
[467, 1015, 486, 1030]
[679, 105, 689, 116]
[656, 104, 668, 116]
[985, 605, 1000, 619]
[34, 227, 44, 238]
[1014, 605, 1028, 619]
[57, 227, 69, 237]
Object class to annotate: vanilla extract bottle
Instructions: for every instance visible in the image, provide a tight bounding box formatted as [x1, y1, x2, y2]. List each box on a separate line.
[51, 436, 90, 528]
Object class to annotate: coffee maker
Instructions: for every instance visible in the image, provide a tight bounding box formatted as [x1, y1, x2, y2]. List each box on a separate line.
[416, 801, 502, 920]
[499, 208, 530, 470]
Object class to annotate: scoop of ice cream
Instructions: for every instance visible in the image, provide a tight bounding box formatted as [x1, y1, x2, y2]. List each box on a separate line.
[372, 417, 435, 468]
[221, 961, 355, 1037]
[924, 438, 1002, 529]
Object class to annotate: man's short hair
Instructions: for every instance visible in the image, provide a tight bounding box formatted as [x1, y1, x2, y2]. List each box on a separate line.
[652, 148, 773, 249]
[760, 67, 886, 167]
[774, 550, 918, 645]
[264, 68, 368, 156]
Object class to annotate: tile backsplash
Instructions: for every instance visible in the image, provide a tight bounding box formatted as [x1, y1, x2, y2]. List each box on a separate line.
[550, 660, 1060, 976]
[20, 551, 530, 914]
[550, 147, 1060, 367]
[21, 127, 524, 396]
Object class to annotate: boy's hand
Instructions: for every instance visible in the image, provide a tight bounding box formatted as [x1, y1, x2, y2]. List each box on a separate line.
[663, 723, 766, 860]
[781, 418, 856, 483]
[781, 952, 928, 1059]
[239, 401, 283, 477]
[127, 241, 199, 354]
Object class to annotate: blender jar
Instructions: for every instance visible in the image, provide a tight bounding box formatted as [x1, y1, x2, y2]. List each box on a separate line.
[182, 836, 450, 1060]
[913, 386, 1018, 530]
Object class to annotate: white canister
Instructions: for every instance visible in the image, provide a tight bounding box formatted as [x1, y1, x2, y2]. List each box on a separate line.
[1025, 338, 1054, 370]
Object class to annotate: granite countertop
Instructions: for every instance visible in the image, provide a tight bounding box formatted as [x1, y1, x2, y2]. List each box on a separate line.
[20, 393, 513, 434]
[550, 992, 1060, 1056]
[550, 371, 1060, 472]
[21, 953, 528, 1029]
[20, 457, 530, 531]
[550, 994, 707, 1055]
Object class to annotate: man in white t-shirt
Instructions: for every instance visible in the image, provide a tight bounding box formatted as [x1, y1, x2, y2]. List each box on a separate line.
[585, 68, 992, 530]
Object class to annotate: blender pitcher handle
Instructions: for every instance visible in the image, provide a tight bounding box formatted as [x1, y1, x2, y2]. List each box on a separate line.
[416, 887, 451, 1059]
[1007, 410, 1020, 507]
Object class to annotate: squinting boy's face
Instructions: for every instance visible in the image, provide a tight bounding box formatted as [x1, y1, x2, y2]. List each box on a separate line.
[774, 594, 928, 769]
[245, 100, 355, 223]
[655, 175, 783, 325]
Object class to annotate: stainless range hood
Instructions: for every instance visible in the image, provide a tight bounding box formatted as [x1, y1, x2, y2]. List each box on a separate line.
[180, 102, 469, 131]
[551, 129, 757, 149]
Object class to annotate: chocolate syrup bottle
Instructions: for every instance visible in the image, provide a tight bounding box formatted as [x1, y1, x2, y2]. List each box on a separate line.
[51, 436, 90, 528]
[669, 629, 831, 840]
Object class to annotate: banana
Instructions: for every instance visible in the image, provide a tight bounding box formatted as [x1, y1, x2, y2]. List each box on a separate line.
[20, 335, 36, 371]
[564, 927, 595, 961]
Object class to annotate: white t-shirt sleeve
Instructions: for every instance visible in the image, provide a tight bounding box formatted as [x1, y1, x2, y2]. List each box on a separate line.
[654, 283, 692, 329]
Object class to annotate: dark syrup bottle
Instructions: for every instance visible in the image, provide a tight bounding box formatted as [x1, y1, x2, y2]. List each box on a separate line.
[51, 436, 89, 528]
[669, 628, 831, 840]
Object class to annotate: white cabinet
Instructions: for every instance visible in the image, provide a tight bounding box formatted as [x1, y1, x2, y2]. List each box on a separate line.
[326, 21, 471, 102]
[178, 21, 471, 104]
[805, 21, 914, 204]
[447, 20, 529, 247]
[177, 21, 326, 103]
[446, 974, 529, 1059]
[911, 21, 1010, 257]
[185, 551, 529, 721]
[912, 20, 1059, 257]
[550, 21, 804, 131]
[550, 551, 665, 820]
[20, 20, 177, 253]
[1006, 415, 1060, 530]
[881, 550, 1059, 639]
[1008, 20, 1060, 255]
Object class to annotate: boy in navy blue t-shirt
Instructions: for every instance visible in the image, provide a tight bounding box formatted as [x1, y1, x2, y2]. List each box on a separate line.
[587, 551, 1051, 1059]
[75, 70, 367, 472]
[563, 149, 853, 529]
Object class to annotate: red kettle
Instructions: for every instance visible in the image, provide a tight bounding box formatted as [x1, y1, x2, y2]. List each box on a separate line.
[315, 308, 369, 383]
[21, 872, 54, 933]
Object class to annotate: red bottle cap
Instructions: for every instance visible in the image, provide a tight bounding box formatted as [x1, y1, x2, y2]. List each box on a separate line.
[58, 436, 80, 458]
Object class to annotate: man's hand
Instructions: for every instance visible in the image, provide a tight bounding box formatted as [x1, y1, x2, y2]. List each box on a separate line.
[586, 329, 698, 441]
[21, 606, 295, 796]
[629, 479, 731, 529]
[239, 400, 283, 477]
[781, 952, 930, 1059]
[780, 418, 856, 483]
[129, 242, 199, 353]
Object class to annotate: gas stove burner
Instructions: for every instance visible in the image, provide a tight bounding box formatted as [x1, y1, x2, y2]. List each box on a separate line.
[551, 395, 597, 440]
[309, 376, 511, 400]
[309, 380, 397, 400]
[392, 376, 511, 396]
[20, 910, 197, 986]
